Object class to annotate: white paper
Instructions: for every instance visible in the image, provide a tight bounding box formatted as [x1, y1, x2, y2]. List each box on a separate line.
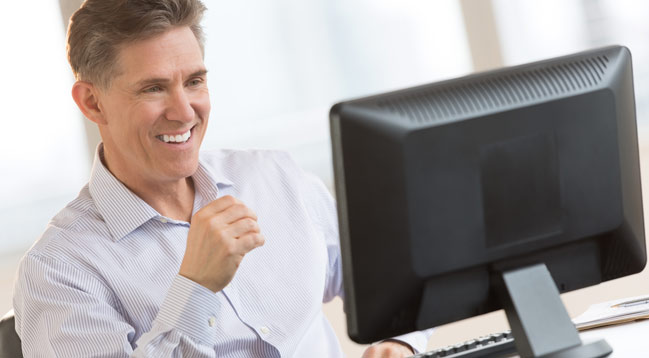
[572, 294, 649, 329]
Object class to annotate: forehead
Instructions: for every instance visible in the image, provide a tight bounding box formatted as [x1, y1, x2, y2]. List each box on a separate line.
[115, 26, 205, 82]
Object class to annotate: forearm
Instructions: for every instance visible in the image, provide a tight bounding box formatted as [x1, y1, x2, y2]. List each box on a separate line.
[133, 275, 223, 356]
[16, 255, 222, 358]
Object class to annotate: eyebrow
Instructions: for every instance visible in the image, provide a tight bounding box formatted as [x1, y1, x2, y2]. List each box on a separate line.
[134, 69, 208, 89]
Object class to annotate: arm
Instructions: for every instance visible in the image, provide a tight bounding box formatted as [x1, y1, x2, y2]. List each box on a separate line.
[14, 196, 263, 357]
[13, 254, 222, 357]
[300, 172, 434, 356]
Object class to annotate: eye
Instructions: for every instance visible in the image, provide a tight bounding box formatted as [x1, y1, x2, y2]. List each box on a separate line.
[187, 78, 204, 87]
[143, 85, 163, 93]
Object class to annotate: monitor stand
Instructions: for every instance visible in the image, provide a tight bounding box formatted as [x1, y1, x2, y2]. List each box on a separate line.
[498, 263, 611, 358]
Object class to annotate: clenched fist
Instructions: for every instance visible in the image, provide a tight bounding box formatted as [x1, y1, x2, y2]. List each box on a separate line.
[179, 195, 265, 292]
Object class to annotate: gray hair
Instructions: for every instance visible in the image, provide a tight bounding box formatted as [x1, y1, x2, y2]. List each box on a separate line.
[67, 0, 207, 89]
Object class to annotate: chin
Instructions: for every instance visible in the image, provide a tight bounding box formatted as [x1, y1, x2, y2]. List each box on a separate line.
[163, 159, 199, 180]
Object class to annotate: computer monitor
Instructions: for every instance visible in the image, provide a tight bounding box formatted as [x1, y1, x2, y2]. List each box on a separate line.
[330, 45, 645, 357]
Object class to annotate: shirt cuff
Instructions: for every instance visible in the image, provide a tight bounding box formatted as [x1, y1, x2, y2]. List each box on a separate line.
[155, 274, 223, 344]
[384, 328, 435, 354]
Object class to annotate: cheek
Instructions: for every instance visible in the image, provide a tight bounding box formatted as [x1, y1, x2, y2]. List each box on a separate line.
[130, 103, 164, 133]
[194, 90, 211, 119]
[135, 101, 165, 119]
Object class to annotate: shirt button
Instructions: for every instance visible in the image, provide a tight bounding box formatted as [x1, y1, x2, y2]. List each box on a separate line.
[160, 218, 168, 224]
[260, 326, 270, 334]
[208, 316, 216, 327]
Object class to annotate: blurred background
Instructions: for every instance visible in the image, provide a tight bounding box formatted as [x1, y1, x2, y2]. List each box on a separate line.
[1, 0, 649, 356]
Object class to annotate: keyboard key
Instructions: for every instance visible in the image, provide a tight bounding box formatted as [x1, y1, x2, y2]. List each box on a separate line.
[490, 332, 506, 341]
[442, 346, 455, 355]
[408, 329, 517, 358]
[477, 337, 492, 345]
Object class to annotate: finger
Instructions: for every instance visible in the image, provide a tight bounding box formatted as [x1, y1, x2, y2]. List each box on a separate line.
[225, 217, 260, 238]
[218, 203, 258, 225]
[237, 233, 265, 253]
[196, 195, 241, 217]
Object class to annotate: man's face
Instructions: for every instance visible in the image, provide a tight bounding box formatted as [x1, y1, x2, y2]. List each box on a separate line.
[97, 26, 210, 184]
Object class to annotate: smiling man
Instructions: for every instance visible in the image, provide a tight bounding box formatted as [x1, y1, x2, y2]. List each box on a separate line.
[12, 0, 431, 357]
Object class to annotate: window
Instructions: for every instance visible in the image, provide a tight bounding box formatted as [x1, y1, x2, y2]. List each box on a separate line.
[492, 0, 649, 129]
[0, 1, 90, 255]
[201, 0, 471, 186]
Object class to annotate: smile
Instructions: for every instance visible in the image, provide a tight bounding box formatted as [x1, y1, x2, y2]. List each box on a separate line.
[156, 128, 192, 144]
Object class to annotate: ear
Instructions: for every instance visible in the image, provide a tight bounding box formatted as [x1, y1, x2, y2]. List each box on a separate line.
[71, 81, 108, 125]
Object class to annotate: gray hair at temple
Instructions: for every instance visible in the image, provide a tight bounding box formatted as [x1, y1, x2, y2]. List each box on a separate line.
[67, 0, 207, 89]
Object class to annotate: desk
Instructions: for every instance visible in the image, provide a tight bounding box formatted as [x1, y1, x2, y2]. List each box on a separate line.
[506, 320, 649, 357]
[578, 319, 649, 356]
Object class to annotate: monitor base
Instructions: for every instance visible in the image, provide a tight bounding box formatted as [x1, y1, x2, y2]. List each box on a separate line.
[497, 263, 612, 358]
[541, 340, 611, 358]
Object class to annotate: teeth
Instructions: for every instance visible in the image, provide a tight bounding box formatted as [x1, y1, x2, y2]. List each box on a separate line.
[158, 129, 191, 143]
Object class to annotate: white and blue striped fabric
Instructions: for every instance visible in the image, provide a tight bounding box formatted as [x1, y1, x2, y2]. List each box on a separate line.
[13, 144, 431, 357]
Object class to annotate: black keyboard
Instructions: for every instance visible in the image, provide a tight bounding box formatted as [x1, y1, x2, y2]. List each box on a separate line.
[409, 330, 517, 358]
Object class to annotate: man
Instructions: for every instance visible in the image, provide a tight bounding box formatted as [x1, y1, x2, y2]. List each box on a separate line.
[13, 0, 432, 356]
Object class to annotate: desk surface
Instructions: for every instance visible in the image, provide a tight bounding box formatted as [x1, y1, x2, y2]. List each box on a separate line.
[578, 319, 649, 356]
[506, 319, 649, 357]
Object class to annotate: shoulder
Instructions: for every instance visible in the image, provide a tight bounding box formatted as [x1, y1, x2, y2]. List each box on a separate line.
[26, 185, 110, 270]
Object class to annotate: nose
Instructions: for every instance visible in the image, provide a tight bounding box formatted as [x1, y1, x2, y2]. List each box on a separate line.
[165, 87, 195, 123]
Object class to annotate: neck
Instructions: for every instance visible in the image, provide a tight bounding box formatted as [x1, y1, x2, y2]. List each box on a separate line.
[100, 148, 196, 222]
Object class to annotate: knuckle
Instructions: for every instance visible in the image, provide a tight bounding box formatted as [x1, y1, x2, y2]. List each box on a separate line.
[237, 218, 249, 229]
[206, 217, 218, 229]
[247, 208, 258, 220]
[245, 218, 257, 231]
[255, 234, 265, 246]
[245, 233, 264, 248]
[233, 203, 247, 215]
[221, 195, 236, 206]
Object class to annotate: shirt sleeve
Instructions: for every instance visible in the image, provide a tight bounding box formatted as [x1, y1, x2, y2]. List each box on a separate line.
[297, 170, 343, 303]
[13, 252, 223, 357]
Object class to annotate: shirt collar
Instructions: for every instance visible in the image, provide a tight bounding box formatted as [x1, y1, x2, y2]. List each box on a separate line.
[194, 151, 234, 204]
[88, 143, 233, 242]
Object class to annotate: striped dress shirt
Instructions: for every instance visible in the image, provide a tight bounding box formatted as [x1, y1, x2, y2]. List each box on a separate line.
[13, 145, 431, 357]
